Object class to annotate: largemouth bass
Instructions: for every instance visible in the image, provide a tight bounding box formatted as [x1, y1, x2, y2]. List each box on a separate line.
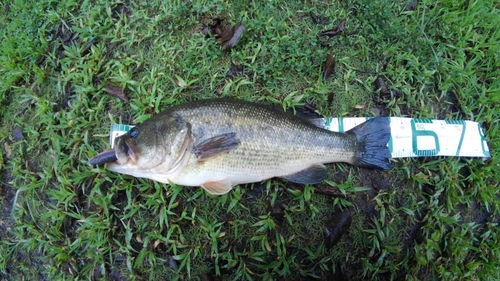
[89, 99, 391, 195]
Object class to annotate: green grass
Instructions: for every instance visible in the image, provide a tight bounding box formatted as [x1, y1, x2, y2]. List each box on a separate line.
[1, 0, 499, 280]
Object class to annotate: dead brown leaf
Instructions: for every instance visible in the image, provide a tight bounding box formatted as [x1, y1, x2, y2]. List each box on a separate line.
[208, 18, 224, 36]
[202, 18, 244, 50]
[220, 22, 245, 50]
[104, 84, 129, 102]
[375, 76, 390, 95]
[320, 18, 347, 37]
[219, 25, 234, 43]
[314, 183, 345, 197]
[325, 209, 352, 248]
[322, 52, 336, 82]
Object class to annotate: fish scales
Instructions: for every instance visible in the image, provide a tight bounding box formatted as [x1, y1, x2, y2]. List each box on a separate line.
[89, 99, 391, 195]
[168, 100, 356, 179]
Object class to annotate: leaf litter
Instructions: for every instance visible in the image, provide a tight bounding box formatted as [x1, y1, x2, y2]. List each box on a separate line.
[320, 18, 347, 37]
[104, 84, 129, 103]
[202, 18, 245, 50]
[322, 52, 336, 82]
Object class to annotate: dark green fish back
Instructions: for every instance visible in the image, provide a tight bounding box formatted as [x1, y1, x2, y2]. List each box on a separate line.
[161, 99, 356, 158]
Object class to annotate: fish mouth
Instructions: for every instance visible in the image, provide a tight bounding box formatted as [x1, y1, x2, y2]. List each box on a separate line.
[88, 149, 117, 165]
[115, 138, 137, 165]
[89, 138, 137, 166]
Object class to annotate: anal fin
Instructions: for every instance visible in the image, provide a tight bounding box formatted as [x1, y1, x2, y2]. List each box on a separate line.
[201, 179, 233, 195]
[282, 164, 328, 184]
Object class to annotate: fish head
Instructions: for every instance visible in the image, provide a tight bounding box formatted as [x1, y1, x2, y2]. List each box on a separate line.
[105, 114, 193, 179]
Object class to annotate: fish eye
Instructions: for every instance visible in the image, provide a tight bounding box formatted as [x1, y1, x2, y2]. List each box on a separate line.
[129, 127, 139, 138]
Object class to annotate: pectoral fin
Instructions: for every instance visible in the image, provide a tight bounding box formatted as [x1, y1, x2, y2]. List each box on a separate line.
[201, 179, 233, 195]
[192, 132, 240, 161]
[282, 164, 328, 184]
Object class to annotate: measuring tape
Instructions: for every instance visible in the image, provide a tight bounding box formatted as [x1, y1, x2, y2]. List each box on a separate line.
[324, 117, 490, 158]
[109, 117, 490, 159]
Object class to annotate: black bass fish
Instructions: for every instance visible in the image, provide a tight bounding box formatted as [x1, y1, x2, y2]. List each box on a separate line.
[89, 99, 391, 195]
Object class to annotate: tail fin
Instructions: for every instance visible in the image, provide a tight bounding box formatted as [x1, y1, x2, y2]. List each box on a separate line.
[347, 117, 392, 169]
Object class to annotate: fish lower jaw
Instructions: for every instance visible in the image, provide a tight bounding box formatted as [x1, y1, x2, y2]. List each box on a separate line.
[107, 165, 164, 183]
[115, 155, 135, 165]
